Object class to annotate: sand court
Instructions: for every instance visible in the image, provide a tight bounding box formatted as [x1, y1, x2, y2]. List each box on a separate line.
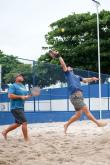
[0, 120, 110, 165]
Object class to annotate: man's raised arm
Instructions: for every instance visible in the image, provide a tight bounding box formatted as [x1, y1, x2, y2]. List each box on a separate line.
[59, 57, 68, 72]
[49, 50, 67, 72]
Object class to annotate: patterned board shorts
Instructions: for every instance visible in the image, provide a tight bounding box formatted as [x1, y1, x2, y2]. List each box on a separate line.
[70, 91, 86, 111]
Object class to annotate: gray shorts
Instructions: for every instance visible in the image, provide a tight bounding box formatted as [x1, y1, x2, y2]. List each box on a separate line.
[11, 109, 27, 124]
[70, 91, 86, 111]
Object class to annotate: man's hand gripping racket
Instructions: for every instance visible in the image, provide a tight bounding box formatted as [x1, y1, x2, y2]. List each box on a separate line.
[49, 50, 60, 59]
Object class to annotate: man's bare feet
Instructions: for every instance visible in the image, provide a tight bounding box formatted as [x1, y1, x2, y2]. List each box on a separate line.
[64, 124, 68, 135]
[2, 131, 7, 140]
[24, 139, 31, 145]
[97, 121, 107, 127]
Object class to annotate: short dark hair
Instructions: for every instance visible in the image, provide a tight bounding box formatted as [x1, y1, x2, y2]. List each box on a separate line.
[66, 64, 73, 68]
[13, 73, 24, 81]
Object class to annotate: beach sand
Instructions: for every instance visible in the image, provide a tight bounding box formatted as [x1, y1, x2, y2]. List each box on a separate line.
[0, 120, 110, 165]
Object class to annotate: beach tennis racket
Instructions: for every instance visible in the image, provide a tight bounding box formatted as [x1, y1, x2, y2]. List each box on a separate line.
[30, 87, 40, 96]
[49, 50, 60, 59]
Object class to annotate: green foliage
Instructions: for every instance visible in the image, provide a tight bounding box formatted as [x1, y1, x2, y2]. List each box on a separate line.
[1, 10, 110, 87]
[39, 10, 110, 74]
[4, 63, 32, 84]
[33, 62, 66, 87]
[0, 50, 65, 88]
[0, 50, 32, 85]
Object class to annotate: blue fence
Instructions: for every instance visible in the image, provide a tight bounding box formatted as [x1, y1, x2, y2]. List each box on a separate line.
[0, 111, 110, 125]
[0, 84, 110, 111]
[0, 63, 110, 124]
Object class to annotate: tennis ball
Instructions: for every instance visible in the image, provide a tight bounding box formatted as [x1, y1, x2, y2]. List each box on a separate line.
[61, 28, 65, 33]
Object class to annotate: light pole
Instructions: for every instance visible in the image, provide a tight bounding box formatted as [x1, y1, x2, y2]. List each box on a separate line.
[92, 0, 102, 119]
[0, 65, 1, 92]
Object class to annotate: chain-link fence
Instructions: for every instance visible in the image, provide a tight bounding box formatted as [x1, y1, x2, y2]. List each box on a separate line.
[0, 59, 110, 112]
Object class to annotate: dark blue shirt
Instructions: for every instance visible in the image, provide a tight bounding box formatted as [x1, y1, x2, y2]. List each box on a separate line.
[8, 83, 28, 110]
[64, 70, 83, 94]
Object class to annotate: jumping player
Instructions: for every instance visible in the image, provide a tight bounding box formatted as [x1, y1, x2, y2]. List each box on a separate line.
[49, 50, 107, 134]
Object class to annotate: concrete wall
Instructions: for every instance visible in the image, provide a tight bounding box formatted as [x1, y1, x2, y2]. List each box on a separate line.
[0, 111, 110, 125]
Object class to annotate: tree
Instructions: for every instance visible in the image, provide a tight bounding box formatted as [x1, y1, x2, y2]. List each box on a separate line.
[0, 50, 65, 88]
[0, 50, 32, 86]
[33, 62, 66, 88]
[0, 50, 21, 83]
[39, 10, 110, 75]
[4, 63, 32, 85]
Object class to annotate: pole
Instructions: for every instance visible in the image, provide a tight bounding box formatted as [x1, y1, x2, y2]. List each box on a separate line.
[88, 71, 91, 111]
[108, 81, 110, 111]
[32, 61, 36, 112]
[96, 3, 102, 119]
[0, 65, 1, 92]
[92, 0, 102, 119]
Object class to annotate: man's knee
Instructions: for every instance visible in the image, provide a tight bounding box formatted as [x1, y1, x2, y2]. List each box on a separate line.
[22, 122, 27, 126]
[82, 106, 89, 113]
[75, 110, 82, 118]
[17, 124, 21, 127]
[15, 123, 21, 127]
[82, 107, 91, 116]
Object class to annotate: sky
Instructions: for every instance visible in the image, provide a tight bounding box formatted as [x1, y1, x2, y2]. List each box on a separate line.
[0, 0, 109, 61]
